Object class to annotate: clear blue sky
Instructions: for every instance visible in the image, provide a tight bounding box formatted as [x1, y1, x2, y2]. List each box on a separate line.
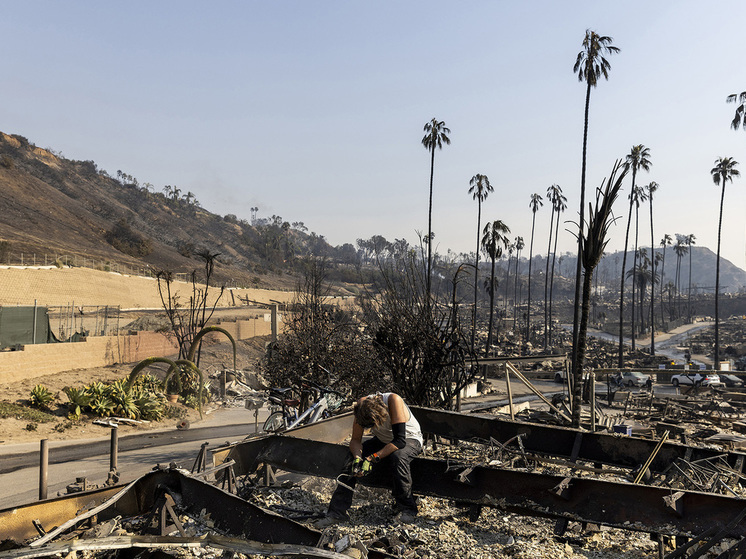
[3, 1, 746, 269]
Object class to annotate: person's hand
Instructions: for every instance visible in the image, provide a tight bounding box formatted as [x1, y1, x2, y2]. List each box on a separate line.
[359, 458, 373, 476]
[352, 457, 363, 476]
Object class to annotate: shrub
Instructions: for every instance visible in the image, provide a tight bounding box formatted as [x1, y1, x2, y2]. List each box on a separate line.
[0, 154, 13, 169]
[30, 384, 54, 408]
[105, 219, 154, 257]
[63, 386, 91, 419]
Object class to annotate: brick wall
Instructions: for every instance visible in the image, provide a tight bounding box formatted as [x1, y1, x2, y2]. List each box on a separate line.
[0, 316, 276, 384]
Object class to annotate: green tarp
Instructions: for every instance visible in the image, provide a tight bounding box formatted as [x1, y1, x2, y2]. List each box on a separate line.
[0, 306, 56, 348]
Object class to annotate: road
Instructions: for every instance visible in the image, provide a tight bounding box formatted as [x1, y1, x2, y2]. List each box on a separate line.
[0, 405, 265, 510]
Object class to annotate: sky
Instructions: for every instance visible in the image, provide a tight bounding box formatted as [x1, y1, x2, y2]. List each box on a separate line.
[3, 1, 746, 269]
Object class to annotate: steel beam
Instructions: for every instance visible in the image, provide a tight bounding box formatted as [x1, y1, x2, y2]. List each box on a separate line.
[410, 406, 746, 473]
[228, 435, 746, 538]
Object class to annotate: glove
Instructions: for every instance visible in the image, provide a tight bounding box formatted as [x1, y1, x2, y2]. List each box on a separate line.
[361, 458, 373, 475]
[352, 457, 363, 476]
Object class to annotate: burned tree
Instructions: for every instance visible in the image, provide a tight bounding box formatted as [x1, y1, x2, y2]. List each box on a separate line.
[156, 250, 225, 363]
[360, 251, 476, 408]
[572, 160, 627, 427]
[261, 257, 382, 395]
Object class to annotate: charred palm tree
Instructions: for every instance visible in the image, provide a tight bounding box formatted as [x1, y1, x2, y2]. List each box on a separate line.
[711, 157, 740, 369]
[513, 236, 524, 331]
[482, 220, 511, 355]
[422, 118, 451, 302]
[573, 30, 620, 373]
[659, 234, 672, 323]
[526, 193, 543, 343]
[548, 189, 567, 348]
[673, 236, 688, 320]
[618, 144, 651, 365]
[469, 174, 494, 352]
[646, 181, 659, 354]
[630, 185, 648, 348]
[685, 233, 696, 322]
[572, 160, 628, 427]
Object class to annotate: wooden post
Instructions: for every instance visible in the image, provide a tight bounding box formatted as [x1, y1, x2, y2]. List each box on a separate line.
[505, 364, 515, 420]
[110, 427, 119, 472]
[39, 439, 48, 500]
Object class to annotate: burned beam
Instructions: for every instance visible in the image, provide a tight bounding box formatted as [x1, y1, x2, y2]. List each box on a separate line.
[227, 435, 746, 538]
[411, 406, 746, 473]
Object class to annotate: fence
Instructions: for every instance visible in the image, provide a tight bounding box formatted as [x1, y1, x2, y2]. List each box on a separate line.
[46, 305, 122, 340]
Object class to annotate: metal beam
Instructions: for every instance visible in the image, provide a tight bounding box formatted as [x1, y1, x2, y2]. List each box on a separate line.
[227, 435, 746, 538]
[410, 406, 746, 473]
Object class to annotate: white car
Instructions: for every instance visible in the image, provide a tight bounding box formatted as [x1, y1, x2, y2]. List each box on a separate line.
[671, 373, 721, 387]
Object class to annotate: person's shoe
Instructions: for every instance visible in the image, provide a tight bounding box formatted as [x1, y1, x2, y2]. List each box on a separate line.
[313, 514, 345, 529]
[394, 510, 417, 524]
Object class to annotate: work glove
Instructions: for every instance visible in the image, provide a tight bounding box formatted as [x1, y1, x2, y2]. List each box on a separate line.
[360, 458, 373, 475]
[352, 457, 363, 476]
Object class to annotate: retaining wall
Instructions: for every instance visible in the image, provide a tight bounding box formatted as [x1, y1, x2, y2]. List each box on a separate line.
[0, 316, 275, 384]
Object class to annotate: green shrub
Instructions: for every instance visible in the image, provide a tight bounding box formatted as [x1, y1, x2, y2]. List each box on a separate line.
[89, 396, 115, 417]
[63, 386, 91, 419]
[30, 384, 54, 408]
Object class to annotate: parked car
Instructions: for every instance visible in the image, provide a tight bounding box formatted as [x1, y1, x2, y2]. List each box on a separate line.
[720, 374, 745, 388]
[619, 371, 650, 387]
[670, 373, 721, 387]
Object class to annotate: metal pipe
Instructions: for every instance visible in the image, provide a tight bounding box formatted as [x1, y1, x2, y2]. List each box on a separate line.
[110, 427, 118, 472]
[39, 439, 48, 500]
[505, 364, 515, 420]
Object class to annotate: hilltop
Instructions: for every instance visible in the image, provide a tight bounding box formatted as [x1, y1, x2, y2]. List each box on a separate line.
[0, 132, 361, 291]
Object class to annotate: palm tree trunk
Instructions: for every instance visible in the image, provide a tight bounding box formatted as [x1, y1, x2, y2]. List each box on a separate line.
[715, 185, 725, 370]
[549, 214, 561, 347]
[572, 81, 592, 378]
[660, 247, 666, 326]
[472, 202, 481, 352]
[426, 148, 435, 302]
[485, 255, 496, 355]
[527, 214, 537, 343]
[572, 266, 594, 428]
[513, 250, 520, 332]
[618, 190, 635, 367]
[687, 245, 692, 323]
[544, 207, 555, 349]
[649, 199, 655, 355]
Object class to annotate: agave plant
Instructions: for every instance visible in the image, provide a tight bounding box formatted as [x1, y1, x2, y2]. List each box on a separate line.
[135, 393, 164, 421]
[89, 395, 116, 417]
[85, 381, 110, 400]
[108, 382, 139, 419]
[63, 386, 91, 419]
[30, 385, 54, 408]
[133, 373, 162, 395]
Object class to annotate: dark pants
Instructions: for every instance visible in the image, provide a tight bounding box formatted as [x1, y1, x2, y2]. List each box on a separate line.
[327, 437, 422, 519]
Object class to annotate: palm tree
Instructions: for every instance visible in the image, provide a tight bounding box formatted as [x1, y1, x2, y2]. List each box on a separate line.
[685, 234, 696, 322]
[469, 174, 494, 351]
[572, 30, 620, 373]
[482, 220, 511, 355]
[727, 91, 746, 131]
[646, 181, 659, 354]
[422, 118, 451, 302]
[544, 184, 566, 348]
[526, 193, 543, 342]
[673, 236, 688, 320]
[711, 157, 740, 370]
[548, 190, 567, 348]
[513, 236, 524, 331]
[630, 185, 648, 348]
[573, 159, 628, 426]
[618, 144, 651, 366]
[659, 234, 672, 322]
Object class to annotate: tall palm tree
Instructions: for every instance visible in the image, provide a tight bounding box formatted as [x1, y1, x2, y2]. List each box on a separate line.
[548, 188, 567, 348]
[482, 220, 511, 355]
[685, 234, 696, 322]
[711, 157, 740, 370]
[630, 185, 648, 348]
[659, 234, 672, 322]
[544, 184, 566, 348]
[421, 118, 451, 302]
[646, 181, 659, 354]
[526, 193, 543, 342]
[618, 144, 651, 366]
[513, 236, 524, 331]
[673, 236, 688, 320]
[469, 174, 494, 352]
[727, 91, 746, 131]
[572, 30, 620, 375]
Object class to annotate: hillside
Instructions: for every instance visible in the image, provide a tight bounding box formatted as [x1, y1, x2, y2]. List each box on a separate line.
[0, 132, 360, 291]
